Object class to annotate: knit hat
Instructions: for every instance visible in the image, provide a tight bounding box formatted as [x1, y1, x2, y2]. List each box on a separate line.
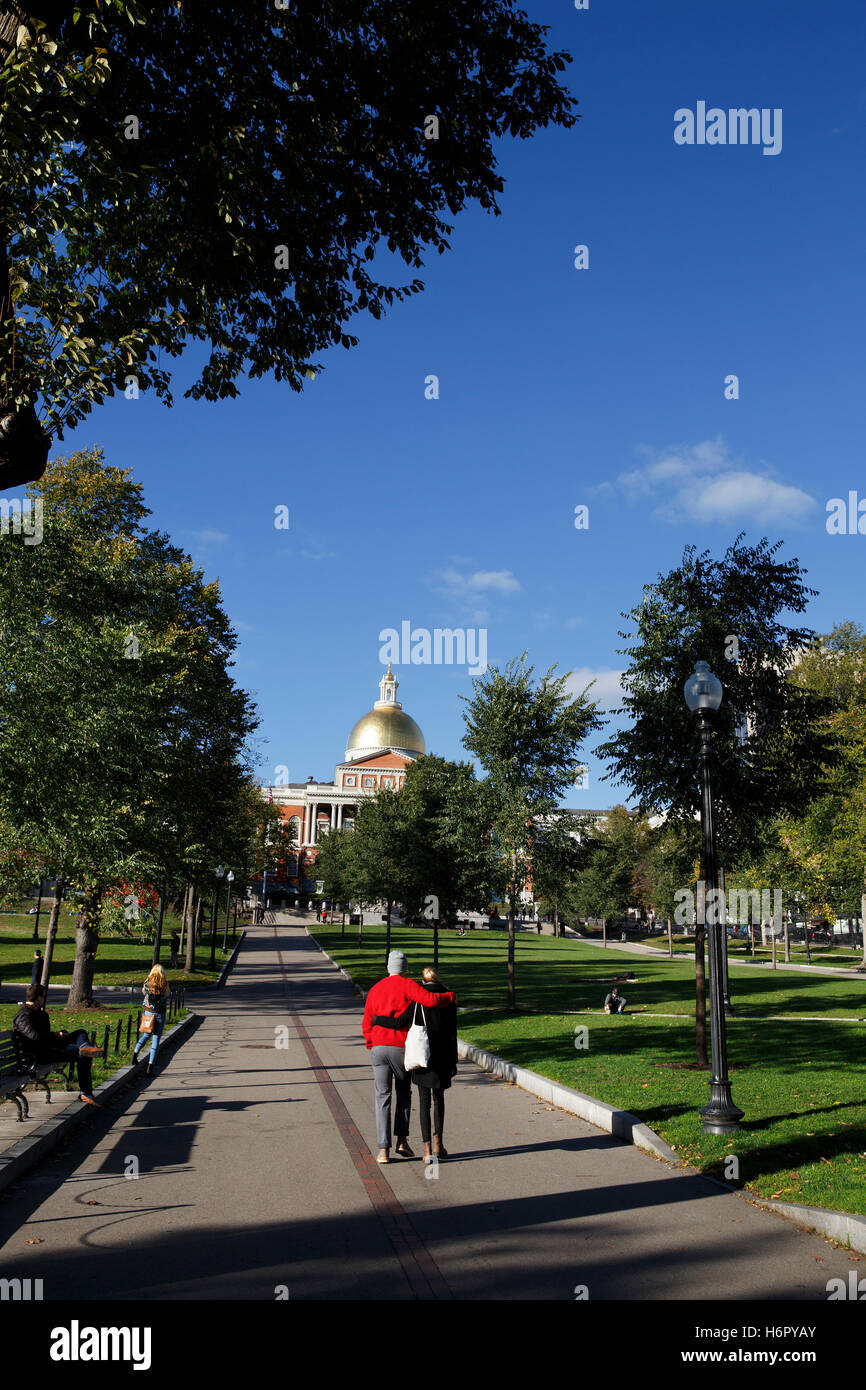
[387, 950, 407, 975]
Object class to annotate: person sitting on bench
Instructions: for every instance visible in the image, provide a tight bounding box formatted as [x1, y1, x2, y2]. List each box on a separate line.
[604, 986, 626, 1015]
[13, 984, 102, 1107]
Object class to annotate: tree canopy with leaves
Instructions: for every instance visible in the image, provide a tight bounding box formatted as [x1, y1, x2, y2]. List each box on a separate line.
[462, 653, 604, 1007]
[597, 536, 836, 868]
[0, 446, 258, 1001]
[0, 0, 578, 485]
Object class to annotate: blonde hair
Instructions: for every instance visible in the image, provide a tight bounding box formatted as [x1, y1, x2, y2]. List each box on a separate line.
[145, 965, 168, 996]
[422, 966, 440, 983]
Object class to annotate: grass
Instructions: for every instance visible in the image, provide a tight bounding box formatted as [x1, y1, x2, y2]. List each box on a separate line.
[311, 922, 866, 1216]
[0, 912, 235, 989]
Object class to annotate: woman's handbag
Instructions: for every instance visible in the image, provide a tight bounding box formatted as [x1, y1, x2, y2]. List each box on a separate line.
[403, 1002, 430, 1070]
[139, 1007, 156, 1035]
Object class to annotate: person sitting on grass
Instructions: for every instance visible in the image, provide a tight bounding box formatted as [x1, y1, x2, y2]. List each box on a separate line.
[132, 965, 170, 1075]
[604, 986, 626, 1015]
[13, 983, 103, 1107]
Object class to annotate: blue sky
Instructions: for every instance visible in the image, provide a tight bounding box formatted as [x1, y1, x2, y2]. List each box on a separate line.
[48, 0, 866, 803]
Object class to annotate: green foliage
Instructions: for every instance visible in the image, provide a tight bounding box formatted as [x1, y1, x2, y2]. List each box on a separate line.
[1, 1, 577, 460]
[597, 536, 837, 865]
[0, 446, 258, 1000]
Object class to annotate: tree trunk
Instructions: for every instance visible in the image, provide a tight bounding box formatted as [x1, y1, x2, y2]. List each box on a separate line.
[506, 897, 516, 1010]
[554, 906, 559, 938]
[694, 923, 709, 1067]
[66, 888, 101, 1009]
[602, 916, 607, 948]
[39, 875, 65, 989]
[185, 888, 198, 974]
[784, 917, 790, 963]
[357, 909, 363, 948]
[385, 899, 392, 970]
[667, 916, 673, 959]
[179, 881, 193, 957]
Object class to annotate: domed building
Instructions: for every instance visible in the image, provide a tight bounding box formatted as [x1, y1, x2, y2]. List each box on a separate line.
[260, 667, 426, 903]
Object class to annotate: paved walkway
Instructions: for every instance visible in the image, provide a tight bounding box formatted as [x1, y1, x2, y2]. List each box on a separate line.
[0, 914, 858, 1300]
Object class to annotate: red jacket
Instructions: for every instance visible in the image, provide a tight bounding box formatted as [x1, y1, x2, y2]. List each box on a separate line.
[363, 975, 456, 1049]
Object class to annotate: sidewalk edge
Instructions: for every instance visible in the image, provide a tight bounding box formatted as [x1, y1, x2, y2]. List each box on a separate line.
[0, 1011, 199, 1196]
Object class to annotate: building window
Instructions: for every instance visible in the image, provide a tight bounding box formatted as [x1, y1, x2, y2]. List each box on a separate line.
[381, 777, 395, 788]
[343, 817, 355, 833]
[363, 776, 375, 787]
[344, 775, 356, 787]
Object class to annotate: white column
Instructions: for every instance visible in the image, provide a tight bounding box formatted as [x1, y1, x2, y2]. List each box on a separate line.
[303, 801, 312, 845]
[312, 802, 318, 844]
[337, 804, 343, 830]
[330, 804, 337, 829]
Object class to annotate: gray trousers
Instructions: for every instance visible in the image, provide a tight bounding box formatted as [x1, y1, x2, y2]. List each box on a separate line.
[370, 1045, 411, 1148]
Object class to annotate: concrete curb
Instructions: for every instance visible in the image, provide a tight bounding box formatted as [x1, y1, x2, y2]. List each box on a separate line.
[216, 931, 246, 988]
[304, 923, 866, 1249]
[747, 1197, 866, 1255]
[0, 1010, 199, 1196]
[455, 1039, 678, 1162]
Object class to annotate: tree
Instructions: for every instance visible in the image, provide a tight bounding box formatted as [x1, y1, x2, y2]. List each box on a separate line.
[397, 754, 496, 966]
[596, 537, 838, 1061]
[345, 789, 415, 962]
[572, 807, 651, 948]
[0, 2, 577, 485]
[530, 817, 591, 937]
[462, 653, 604, 1009]
[0, 447, 258, 1002]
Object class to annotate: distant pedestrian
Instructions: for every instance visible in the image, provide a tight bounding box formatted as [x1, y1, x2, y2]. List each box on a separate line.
[536, 919, 542, 934]
[31, 950, 43, 985]
[362, 950, 456, 1165]
[604, 986, 626, 1015]
[132, 965, 170, 1075]
[169, 932, 180, 969]
[373, 965, 458, 1163]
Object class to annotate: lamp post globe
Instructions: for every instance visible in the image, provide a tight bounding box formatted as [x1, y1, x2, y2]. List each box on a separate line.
[684, 661, 744, 1136]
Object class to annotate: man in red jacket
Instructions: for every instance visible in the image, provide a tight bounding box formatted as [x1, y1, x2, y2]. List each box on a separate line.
[363, 949, 456, 1164]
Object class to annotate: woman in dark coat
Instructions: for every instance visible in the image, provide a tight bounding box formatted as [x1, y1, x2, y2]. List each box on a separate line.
[373, 965, 458, 1160]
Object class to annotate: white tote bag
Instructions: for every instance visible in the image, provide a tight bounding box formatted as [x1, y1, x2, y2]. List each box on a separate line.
[403, 1002, 430, 1070]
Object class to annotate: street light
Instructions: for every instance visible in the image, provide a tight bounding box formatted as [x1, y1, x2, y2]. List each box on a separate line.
[210, 864, 224, 969]
[684, 660, 744, 1136]
[222, 870, 235, 951]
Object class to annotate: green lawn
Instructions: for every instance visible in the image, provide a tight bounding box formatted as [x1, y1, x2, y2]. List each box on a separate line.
[0, 914, 232, 990]
[311, 922, 866, 1217]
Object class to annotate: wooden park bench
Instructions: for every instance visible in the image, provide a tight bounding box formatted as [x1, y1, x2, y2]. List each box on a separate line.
[0, 1030, 29, 1121]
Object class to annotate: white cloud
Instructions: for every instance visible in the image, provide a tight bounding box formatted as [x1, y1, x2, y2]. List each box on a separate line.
[616, 437, 816, 525]
[187, 528, 230, 546]
[436, 567, 522, 595]
[565, 666, 625, 709]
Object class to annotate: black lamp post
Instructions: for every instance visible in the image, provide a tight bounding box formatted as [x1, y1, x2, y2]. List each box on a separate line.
[684, 661, 744, 1136]
[222, 871, 234, 951]
[209, 864, 224, 969]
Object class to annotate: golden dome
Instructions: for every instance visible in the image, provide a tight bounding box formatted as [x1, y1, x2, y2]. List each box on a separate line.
[345, 707, 425, 761]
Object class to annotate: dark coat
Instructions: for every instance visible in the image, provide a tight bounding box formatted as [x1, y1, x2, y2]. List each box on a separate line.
[374, 979, 458, 1090]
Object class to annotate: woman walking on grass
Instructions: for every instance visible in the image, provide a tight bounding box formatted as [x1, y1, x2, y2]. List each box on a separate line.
[132, 964, 170, 1075]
